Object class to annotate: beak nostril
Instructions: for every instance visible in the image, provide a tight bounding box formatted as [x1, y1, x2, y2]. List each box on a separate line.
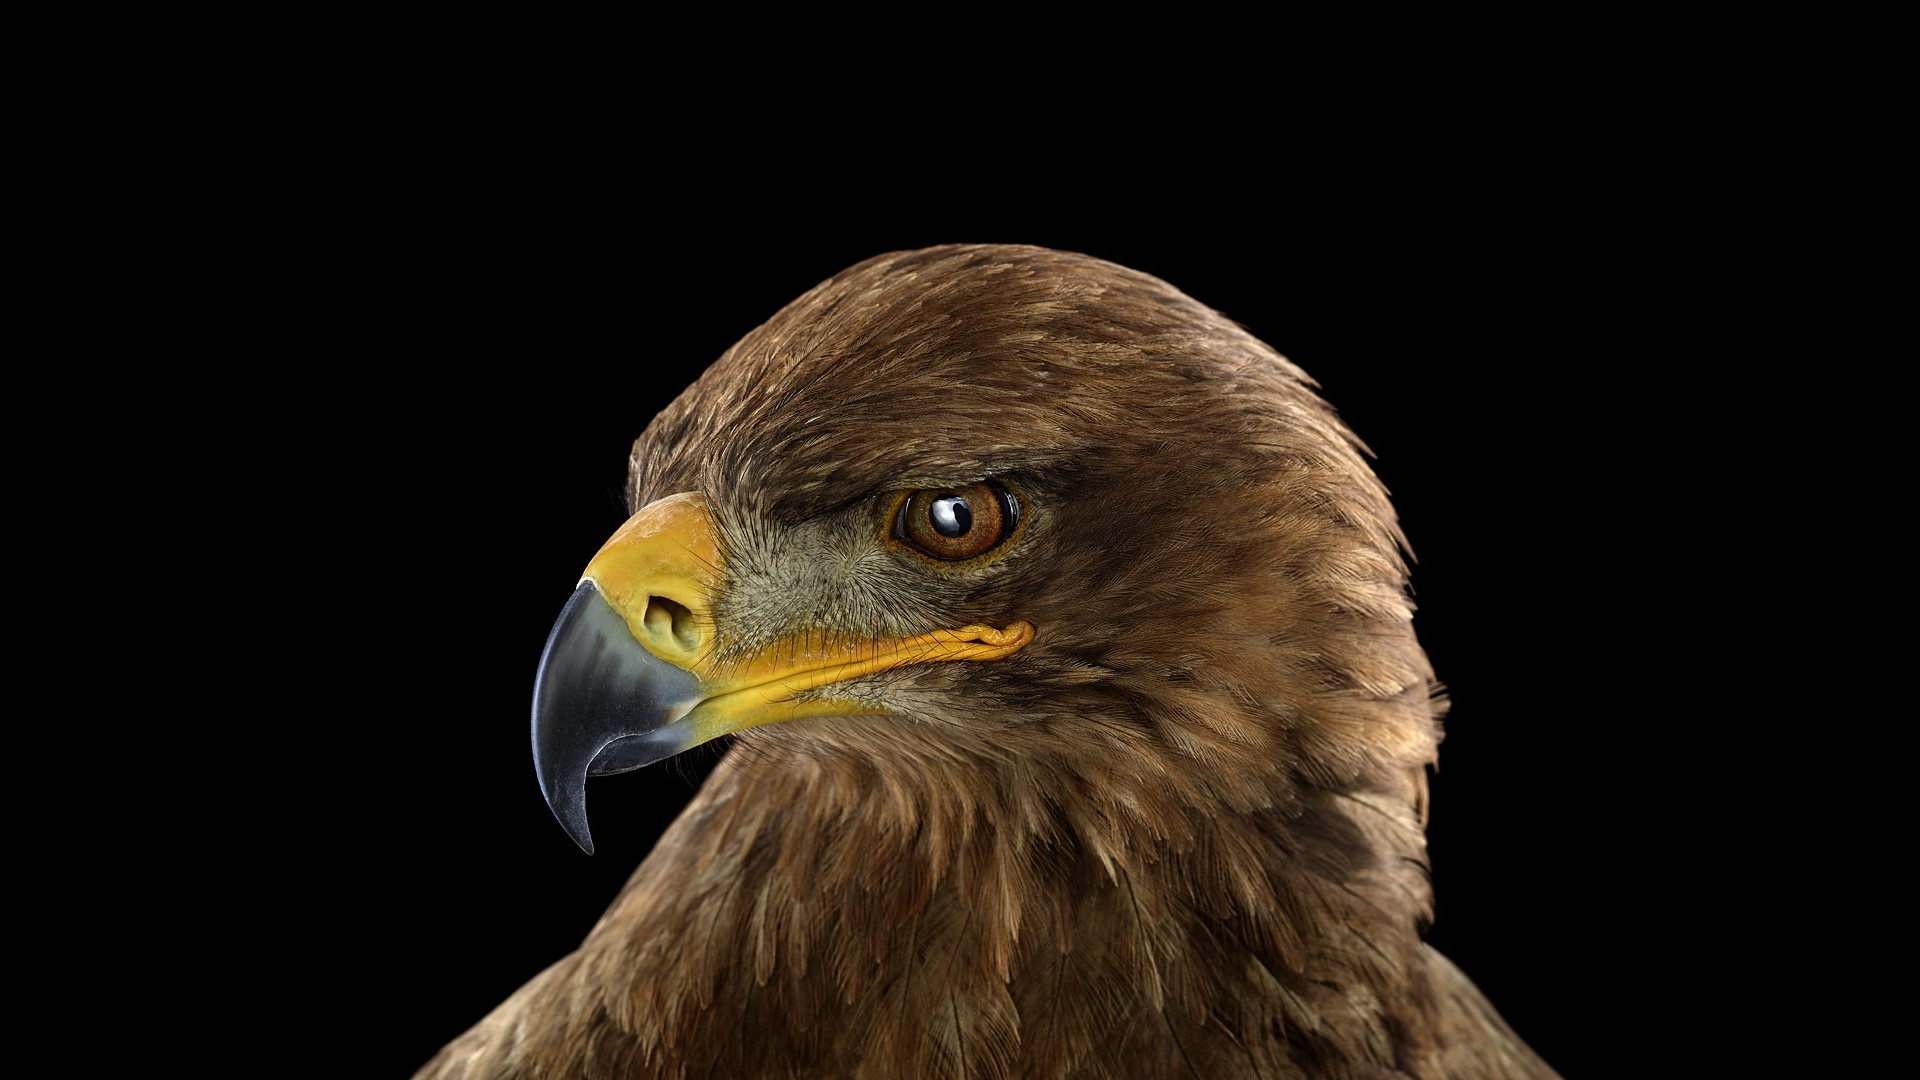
[644, 595, 701, 652]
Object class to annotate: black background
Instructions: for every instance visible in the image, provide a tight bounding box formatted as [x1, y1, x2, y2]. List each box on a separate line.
[40, 31, 1847, 1073]
[307, 197, 1709, 1077]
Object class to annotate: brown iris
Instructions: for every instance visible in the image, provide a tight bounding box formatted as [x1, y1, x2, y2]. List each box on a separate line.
[891, 481, 1019, 561]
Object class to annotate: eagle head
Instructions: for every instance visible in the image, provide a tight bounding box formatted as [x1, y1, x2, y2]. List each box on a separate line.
[534, 242, 1436, 865]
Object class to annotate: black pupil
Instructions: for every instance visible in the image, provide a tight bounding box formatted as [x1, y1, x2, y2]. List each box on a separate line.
[930, 494, 972, 537]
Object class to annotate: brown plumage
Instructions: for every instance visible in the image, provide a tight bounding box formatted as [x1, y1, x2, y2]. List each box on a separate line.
[417, 244, 1560, 1079]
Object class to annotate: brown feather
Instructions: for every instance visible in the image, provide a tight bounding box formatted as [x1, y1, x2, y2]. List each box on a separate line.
[417, 244, 1560, 1079]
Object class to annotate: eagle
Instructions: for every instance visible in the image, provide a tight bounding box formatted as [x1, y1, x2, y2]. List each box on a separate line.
[416, 244, 1561, 1079]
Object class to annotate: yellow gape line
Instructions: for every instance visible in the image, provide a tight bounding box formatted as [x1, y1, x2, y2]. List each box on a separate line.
[685, 621, 1037, 741]
[739, 622, 1035, 696]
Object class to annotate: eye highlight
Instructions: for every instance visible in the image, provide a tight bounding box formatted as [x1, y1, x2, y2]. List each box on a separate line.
[891, 481, 1020, 561]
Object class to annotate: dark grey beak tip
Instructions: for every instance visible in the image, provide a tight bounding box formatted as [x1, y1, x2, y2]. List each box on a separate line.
[537, 770, 596, 855]
[564, 820, 596, 856]
[530, 581, 701, 856]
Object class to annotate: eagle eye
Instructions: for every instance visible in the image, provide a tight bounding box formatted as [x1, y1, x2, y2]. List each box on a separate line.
[891, 481, 1019, 561]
